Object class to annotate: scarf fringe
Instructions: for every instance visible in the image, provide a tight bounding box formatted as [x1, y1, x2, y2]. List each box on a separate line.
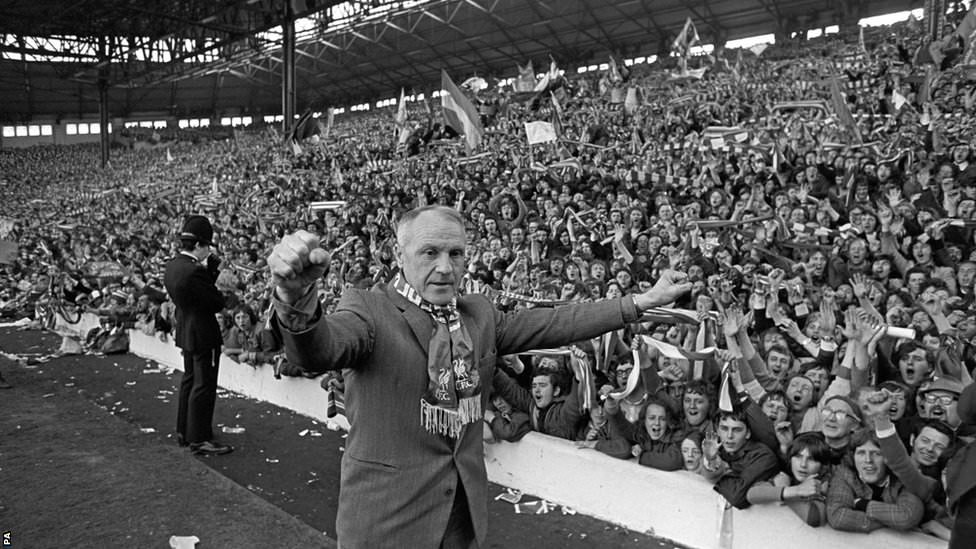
[421, 396, 482, 438]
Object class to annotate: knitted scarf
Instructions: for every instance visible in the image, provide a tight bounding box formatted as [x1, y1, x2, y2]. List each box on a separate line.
[393, 273, 480, 437]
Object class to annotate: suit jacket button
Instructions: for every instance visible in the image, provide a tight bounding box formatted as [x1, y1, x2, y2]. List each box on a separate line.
[445, 488, 454, 497]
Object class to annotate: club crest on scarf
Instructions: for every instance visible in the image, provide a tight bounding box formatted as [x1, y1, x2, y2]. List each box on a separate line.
[394, 273, 481, 437]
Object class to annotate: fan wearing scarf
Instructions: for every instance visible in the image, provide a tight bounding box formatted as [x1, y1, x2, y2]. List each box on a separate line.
[268, 206, 691, 549]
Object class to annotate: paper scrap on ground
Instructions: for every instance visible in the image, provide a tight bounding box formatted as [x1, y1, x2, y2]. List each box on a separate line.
[169, 535, 199, 549]
[494, 489, 523, 504]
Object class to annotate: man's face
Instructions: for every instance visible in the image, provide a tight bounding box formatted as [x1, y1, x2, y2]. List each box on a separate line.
[683, 391, 709, 427]
[492, 396, 512, 416]
[854, 441, 887, 485]
[821, 399, 858, 440]
[908, 272, 926, 294]
[510, 228, 525, 244]
[786, 377, 815, 410]
[615, 365, 633, 388]
[791, 447, 823, 482]
[958, 262, 976, 289]
[913, 241, 933, 264]
[767, 351, 791, 379]
[899, 349, 930, 386]
[681, 438, 703, 470]
[396, 211, 467, 306]
[886, 389, 908, 420]
[849, 240, 867, 262]
[718, 416, 750, 454]
[920, 390, 960, 427]
[911, 426, 951, 467]
[644, 404, 669, 441]
[531, 375, 558, 408]
[872, 259, 891, 280]
[761, 396, 788, 423]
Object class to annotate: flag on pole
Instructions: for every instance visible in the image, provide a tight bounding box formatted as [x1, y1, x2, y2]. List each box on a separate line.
[609, 56, 623, 84]
[630, 127, 643, 155]
[859, 26, 867, 55]
[324, 107, 334, 139]
[624, 87, 639, 115]
[166, 148, 174, 163]
[533, 58, 560, 92]
[524, 121, 557, 145]
[395, 88, 411, 153]
[892, 89, 908, 110]
[672, 17, 700, 57]
[748, 43, 768, 57]
[516, 61, 536, 92]
[550, 92, 564, 134]
[331, 157, 344, 188]
[829, 75, 861, 143]
[441, 70, 484, 152]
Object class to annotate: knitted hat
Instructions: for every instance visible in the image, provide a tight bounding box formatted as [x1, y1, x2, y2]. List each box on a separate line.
[824, 395, 863, 423]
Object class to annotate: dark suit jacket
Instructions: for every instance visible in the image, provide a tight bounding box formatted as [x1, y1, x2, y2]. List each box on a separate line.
[277, 283, 639, 549]
[163, 253, 225, 352]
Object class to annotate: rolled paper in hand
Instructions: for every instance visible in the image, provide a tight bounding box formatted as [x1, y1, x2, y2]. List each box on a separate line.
[885, 326, 916, 340]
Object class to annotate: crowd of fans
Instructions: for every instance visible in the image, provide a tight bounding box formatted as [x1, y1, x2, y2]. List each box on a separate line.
[2, 14, 976, 542]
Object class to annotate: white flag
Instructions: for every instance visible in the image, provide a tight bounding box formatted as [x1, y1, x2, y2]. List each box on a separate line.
[749, 44, 768, 57]
[524, 121, 557, 145]
[892, 89, 908, 111]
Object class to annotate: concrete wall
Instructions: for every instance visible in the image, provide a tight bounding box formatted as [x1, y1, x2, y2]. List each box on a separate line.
[55, 311, 945, 549]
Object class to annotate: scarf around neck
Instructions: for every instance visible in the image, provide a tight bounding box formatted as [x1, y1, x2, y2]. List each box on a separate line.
[393, 273, 481, 437]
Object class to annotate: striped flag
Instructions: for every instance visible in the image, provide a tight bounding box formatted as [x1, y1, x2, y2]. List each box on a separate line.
[523, 348, 596, 412]
[829, 75, 861, 143]
[639, 335, 716, 361]
[639, 307, 712, 325]
[441, 69, 484, 152]
[551, 158, 582, 172]
[309, 201, 347, 212]
[456, 152, 491, 166]
[326, 387, 345, 418]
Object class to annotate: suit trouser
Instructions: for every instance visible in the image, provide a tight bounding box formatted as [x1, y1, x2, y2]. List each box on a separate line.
[950, 491, 976, 549]
[440, 474, 476, 549]
[177, 348, 220, 444]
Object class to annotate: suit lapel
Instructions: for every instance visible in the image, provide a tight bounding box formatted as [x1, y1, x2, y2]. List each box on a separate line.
[386, 284, 433, 352]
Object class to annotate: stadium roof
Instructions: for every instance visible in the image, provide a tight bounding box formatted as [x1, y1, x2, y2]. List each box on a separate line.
[0, 0, 921, 121]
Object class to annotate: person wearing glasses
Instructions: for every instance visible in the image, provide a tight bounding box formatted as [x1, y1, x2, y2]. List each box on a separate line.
[917, 377, 965, 430]
[817, 395, 864, 465]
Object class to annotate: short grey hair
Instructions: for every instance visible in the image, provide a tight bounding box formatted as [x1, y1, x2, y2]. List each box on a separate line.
[395, 206, 466, 248]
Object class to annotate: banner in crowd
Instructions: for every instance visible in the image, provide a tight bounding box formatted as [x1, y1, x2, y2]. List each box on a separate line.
[82, 260, 128, 280]
[441, 69, 484, 151]
[0, 240, 17, 265]
[524, 121, 557, 144]
[0, 218, 14, 239]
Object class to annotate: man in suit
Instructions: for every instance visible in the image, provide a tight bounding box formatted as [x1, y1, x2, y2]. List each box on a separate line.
[268, 206, 690, 548]
[164, 215, 232, 456]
